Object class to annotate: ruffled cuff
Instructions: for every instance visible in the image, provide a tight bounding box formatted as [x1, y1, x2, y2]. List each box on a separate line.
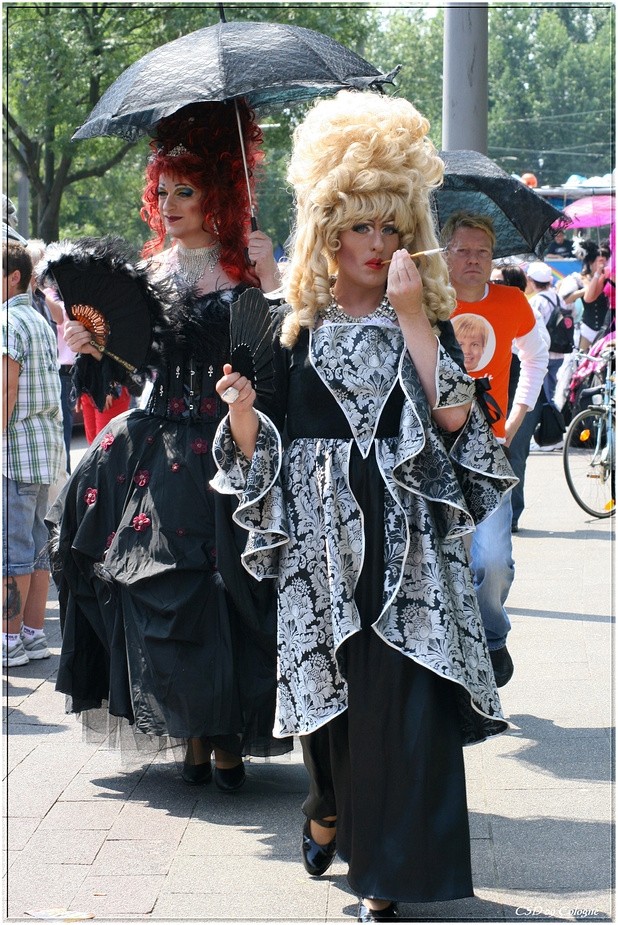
[425, 344, 517, 523]
[434, 344, 476, 409]
[211, 411, 288, 578]
[392, 344, 517, 536]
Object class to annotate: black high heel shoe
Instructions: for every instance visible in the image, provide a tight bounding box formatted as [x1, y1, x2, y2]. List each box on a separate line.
[213, 761, 246, 792]
[357, 901, 399, 922]
[181, 760, 212, 785]
[182, 738, 212, 785]
[301, 817, 337, 876]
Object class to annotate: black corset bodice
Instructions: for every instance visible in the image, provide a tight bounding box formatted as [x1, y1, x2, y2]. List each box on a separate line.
[146, 349, 225, 424]
[144, 284, 244, 425]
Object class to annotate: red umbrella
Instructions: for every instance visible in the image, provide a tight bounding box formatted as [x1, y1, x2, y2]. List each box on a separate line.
[560, 195, 615, 228]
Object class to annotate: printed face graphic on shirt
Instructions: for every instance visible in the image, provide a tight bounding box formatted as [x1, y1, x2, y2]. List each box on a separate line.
[452, 313, 495, 372]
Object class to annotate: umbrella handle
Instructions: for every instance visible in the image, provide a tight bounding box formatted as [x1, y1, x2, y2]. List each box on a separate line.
[245, 215, 259, 267]
[234, 98, 257, 226]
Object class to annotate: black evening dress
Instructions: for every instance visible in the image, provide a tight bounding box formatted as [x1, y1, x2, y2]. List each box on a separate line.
[212, 312, 516, 901]
[47, 284, 292, 759]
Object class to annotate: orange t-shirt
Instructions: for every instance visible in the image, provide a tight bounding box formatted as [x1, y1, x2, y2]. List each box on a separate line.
[451, 283, 536, 438]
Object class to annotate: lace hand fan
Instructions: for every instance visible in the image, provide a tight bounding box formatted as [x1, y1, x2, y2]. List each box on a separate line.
[229, 288, 276, 400]
[39, 237, 167, 374]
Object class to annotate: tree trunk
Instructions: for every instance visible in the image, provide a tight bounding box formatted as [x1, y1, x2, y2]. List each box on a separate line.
[37, 203, 60, 243]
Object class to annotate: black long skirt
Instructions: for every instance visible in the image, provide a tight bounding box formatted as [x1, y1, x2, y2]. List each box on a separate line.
[48, 408, 291, 758]
[301, 444, 474, 903]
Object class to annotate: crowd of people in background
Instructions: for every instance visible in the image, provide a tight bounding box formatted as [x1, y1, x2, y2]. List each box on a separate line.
[2, 96, 615, 921]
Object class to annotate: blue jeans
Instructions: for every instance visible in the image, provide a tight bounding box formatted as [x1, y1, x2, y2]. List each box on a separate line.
[469, 493, 514, 650]
[544, 357, 565, 405]
[507, 395, 543, 527]
[2, 476, 51, 574]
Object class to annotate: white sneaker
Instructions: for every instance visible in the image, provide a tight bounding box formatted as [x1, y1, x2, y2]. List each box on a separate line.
[21, 632, 50, 660]
[539, 440, 564, 452]
[3, 638, 29, 667]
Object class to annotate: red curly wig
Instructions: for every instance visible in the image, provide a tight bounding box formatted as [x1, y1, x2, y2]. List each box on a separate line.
[141, 99, 264, 286]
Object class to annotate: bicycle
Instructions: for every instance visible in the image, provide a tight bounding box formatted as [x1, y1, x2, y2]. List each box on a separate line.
[562, 347, 615, 518]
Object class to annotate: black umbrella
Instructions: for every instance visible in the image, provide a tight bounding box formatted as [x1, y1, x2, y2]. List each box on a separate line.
[72, 15, 397, 226]
[72, 20, 397, 143]
[433, 150, 567, 259]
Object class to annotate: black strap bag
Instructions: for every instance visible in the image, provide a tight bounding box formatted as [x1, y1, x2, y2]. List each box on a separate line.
[534, 401, 566, 446]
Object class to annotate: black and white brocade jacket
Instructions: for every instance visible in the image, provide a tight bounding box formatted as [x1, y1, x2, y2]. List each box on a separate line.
[212, 321, 517, 744]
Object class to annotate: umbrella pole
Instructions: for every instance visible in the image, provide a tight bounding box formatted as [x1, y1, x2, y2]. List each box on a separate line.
[234, 98, 258, 232]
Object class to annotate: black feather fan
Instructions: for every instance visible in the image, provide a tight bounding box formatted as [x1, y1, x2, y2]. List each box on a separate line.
[38, 236, 171, 374]
[229, 288, 276, 400]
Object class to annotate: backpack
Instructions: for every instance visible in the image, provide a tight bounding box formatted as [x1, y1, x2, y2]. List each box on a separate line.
[540, 292, 574, 354]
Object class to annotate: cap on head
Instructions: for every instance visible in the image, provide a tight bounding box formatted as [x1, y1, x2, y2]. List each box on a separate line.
[527, 261, 553, 284]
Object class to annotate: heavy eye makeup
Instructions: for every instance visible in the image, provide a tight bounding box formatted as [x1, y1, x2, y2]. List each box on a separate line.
[350, 222, 399, 236]
[157, 185, 196, 199]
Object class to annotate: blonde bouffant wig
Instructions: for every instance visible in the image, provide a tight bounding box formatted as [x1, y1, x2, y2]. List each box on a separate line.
[281, 90, 456, 347]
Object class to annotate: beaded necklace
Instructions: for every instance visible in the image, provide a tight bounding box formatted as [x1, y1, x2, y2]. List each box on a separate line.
[175, 242, 221, 286]
[322, 293, 396, 324]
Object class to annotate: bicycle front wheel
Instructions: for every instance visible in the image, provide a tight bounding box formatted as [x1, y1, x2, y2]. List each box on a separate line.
[563, 407, 615, 518]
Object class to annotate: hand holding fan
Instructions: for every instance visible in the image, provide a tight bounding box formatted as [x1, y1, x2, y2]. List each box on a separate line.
[227, 288, 276, 401]
[67, 303, 135, 371]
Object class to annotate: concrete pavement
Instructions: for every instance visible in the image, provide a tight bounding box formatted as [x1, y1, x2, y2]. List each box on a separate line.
[3, 438, 614, 923]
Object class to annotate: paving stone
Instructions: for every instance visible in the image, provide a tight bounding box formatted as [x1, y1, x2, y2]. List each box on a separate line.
[21, 828, 107, 864]
[6, 862, 88, 919]
[158, 856, 334, 919]
[491, 814, 612, 892]
[90, 838, 177, 876]
[5, 815, 39, 850]
[107, 802, 191, 841]
[58, 769, 146, 802]
[36, 799, 123, 831]
[69, 873, 166, 916]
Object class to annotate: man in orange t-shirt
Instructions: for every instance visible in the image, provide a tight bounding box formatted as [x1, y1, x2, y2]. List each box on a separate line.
[444, 213, 549, 686]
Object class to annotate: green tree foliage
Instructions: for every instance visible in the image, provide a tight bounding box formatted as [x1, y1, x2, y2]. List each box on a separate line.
[487, 5, 615, 185]
[366, 8, 445, 149]
[4, 2, 222, 242]
[368, 4, 614, 186]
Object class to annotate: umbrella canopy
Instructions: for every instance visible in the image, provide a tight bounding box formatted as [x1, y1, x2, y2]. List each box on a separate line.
[561, 195, 615, 228]
[73, 20, 398, 142]
[433, 150, 566, 259]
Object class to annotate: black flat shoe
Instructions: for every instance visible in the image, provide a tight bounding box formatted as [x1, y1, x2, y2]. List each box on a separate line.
[490, 645, 514, 687]
[358, 901, 399, 922]
[213, 761, 246, 792]
[301, 817, 337, 876]
[181, 760, 212, 785]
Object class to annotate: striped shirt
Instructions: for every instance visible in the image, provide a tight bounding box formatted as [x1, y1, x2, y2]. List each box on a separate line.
[2, 293, 64, 484]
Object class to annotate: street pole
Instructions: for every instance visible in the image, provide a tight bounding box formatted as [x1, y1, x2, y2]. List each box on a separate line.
[442, 2, 488, 153]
